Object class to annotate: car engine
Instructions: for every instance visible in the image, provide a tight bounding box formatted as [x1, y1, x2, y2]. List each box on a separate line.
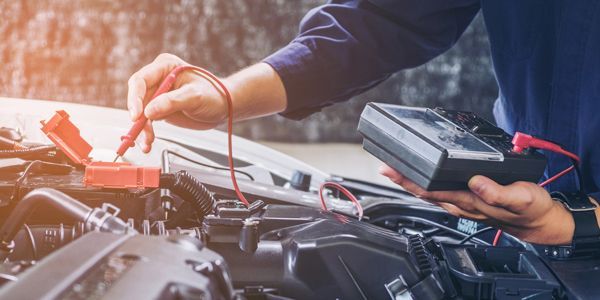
[0, 107, 599, 300]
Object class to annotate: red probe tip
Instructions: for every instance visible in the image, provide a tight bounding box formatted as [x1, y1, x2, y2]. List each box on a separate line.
[115, 70, 181, 158]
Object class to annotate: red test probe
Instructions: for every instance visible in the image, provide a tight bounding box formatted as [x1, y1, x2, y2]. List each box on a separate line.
[114, 65, 251, 207]
[114, 67, 184, 162]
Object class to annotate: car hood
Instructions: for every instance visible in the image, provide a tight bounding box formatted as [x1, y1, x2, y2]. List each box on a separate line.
[0, 97, 330, 188]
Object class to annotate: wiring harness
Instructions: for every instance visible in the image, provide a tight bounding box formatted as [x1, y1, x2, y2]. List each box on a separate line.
[0, 136, 57, 160]
[319, 182, 364, 220]
[159, 170, 217, 219]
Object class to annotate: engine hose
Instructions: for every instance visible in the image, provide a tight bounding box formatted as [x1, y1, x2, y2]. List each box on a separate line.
[10, 224, 85, 261]
[160, 171, 216, 219]
[0, 145, 56, 159]
[0, 188, 130, 260]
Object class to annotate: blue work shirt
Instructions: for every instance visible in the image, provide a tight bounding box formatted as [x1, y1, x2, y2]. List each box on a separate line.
[264, 0, 600, 198]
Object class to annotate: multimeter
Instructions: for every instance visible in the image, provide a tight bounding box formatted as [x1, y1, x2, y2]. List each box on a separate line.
[358, 103, 547, 191]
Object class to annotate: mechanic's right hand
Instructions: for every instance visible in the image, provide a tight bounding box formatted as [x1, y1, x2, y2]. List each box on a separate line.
[127, 53, 229, 153]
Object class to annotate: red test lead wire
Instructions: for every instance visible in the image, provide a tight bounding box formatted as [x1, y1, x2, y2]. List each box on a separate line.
[492, 132, 582, 246]
[117, 65, 365, 211]
[192, 67, 252, 208]
[319, 182, 364, 220]
[492, 229, 503, 246]
[512, 132, 580, 162]
[511, 132, 580, 187]
[116, 65, 251, 207]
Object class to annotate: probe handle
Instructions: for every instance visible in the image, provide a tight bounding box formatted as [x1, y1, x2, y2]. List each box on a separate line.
[116, 72, 179, 157]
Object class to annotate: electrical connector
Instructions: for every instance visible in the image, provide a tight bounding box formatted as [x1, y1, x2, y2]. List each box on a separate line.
[40, 110, 160, 189]
[512, 132, 579, 162]
[512, 132, 564, 154]
[85, 162, 160, 188]
[511, 132, 533, 153]
[511, 131, 582, 189]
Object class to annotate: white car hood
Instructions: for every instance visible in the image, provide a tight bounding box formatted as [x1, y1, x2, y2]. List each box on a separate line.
[0, 97, 330, 189]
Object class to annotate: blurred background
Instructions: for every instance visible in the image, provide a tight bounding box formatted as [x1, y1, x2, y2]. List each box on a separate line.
[0, 0, 498, 184]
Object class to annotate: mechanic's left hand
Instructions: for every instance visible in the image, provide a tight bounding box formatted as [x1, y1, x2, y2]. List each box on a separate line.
[380, 165, 575, 245]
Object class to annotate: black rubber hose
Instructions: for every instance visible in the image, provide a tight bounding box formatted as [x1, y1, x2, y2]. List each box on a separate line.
[0, 188, 92, 245]
[0, 145, 56, 159]
[160, 171, 216, 219]
[10, 224, 83, 261]
[0, 189, 131, 261]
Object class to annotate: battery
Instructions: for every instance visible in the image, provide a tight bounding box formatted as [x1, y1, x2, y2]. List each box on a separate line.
[0, 169, 160, 225]
[358, 103, 546, 191]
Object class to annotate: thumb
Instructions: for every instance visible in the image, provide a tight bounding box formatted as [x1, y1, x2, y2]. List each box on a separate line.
[144, 88, 190, 120]
[468, 175, 523, 213]
[379, 165, 405, 185]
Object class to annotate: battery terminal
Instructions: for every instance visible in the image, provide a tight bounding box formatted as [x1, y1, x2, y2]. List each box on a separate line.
[40, 110, 160, 189]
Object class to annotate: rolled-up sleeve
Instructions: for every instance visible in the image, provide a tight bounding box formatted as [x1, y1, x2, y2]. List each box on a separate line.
[263, 0, 480, 120]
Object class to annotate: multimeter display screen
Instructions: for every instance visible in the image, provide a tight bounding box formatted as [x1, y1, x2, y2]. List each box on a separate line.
[381, 105, 503, 161]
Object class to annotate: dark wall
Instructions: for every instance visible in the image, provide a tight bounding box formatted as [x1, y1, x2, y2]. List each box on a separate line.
[0, 0, 498, 143]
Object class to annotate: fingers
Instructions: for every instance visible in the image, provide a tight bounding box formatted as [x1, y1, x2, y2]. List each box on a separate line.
[379, 165, 429, 196]
[127, 53, 181, 121]
[428, 188, 519, 222]
[140, 121, 155, 153]
[437, 203, 490, 222]
[163, 113, 222, 130]
[468, 175, 536, 213]
[144, 86, 193, 121]
[127, 75, 146, 121]
[379, 165, 402, 182]
[379, 165, 518, 222]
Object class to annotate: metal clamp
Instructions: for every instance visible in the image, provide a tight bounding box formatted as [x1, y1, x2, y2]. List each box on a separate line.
[101, 203, 121, 217]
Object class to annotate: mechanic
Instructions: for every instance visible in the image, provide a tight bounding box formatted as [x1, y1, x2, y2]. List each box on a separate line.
[126, 1, 600, 245]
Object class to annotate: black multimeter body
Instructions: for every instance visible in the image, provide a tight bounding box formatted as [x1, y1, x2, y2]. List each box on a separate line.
[358, 103, 547, 191]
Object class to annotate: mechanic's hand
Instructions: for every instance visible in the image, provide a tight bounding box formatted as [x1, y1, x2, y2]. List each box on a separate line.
[127, 53, 228, 153]
[379, 165, 575, 245]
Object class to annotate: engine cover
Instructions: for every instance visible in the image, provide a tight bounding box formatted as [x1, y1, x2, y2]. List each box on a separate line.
[0, 232, 234, 300]
[203, 204, 445, 299]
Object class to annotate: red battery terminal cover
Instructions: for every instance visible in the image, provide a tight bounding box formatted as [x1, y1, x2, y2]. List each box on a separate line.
[40, 110, 160, 189]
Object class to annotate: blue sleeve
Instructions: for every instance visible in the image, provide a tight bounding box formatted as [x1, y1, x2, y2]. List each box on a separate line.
[263, 0, 480, 120]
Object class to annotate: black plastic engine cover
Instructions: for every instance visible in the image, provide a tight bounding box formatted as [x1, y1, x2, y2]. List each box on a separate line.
[439, 244, 562, 299]
[0, 232, 234, 300]
[204, 204, 445, 299]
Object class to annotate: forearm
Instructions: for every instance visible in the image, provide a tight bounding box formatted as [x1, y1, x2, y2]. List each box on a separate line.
[225, 63, 287, 121]
[260, 1, 480, 120]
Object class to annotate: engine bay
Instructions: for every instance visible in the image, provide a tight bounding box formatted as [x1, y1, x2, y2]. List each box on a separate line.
[0, 103, 599, 299]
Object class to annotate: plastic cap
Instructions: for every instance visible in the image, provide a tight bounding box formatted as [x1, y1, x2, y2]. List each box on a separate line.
[40, 110, 92, 165]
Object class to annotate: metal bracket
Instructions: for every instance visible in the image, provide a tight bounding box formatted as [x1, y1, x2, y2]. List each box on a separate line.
[101, 203, 121, 217]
